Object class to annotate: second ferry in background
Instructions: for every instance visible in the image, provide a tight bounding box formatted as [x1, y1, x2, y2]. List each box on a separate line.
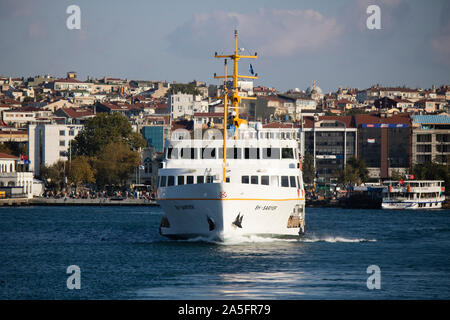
[381, 180, 445, 209]
[156, 31, 306, 240]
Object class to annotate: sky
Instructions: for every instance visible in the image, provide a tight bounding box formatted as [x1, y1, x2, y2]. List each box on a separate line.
[0, 0, 449, 93]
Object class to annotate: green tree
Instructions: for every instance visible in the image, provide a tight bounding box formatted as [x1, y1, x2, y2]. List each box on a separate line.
[336, 166, 360, 185]
[302, 153, 315, 184]
[72, 112, 147, 157]
[0, 142, 27, 157]
[68, 156, 96, 189]
[167, 83, 201, 96]
[411, 161, 450, 195]
[93, 142, 140, 188]
[347, 156, 369, 183]
[39, 160, 68, 191]
[390, 169, 406, 181]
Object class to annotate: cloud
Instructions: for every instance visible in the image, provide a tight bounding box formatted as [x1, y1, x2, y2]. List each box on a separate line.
[167, 8, 342, 58]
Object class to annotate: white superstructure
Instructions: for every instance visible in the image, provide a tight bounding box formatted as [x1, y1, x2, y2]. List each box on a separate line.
[156, 127, 306, 240]
[381, 180, 446, 209]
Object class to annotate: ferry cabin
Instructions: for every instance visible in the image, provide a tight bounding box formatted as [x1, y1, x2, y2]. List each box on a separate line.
[156, 128, 306, 239]
[382, 180, 445, 209]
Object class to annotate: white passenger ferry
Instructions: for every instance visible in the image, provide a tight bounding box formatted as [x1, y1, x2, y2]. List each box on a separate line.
[381, 180, 446, 209]
[156, 31, 305, 240]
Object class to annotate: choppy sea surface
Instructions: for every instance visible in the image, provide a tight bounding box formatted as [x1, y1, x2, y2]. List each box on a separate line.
[0, 205, 449, 299]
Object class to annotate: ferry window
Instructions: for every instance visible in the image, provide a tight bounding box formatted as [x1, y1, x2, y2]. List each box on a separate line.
[181, 148, 198, 159]
[206, 176, 213, 183]
[244, 148, 260, 159]
[282, 148, 294, 159]
[160, 176, 166, 187]
[289, 176, 297, 188]
[226, 177, 230, 183]
[219, 147, 242, 159]
[281, 176, 289, 187]
[177, 176, 185, 185]
[270, 176, 278, 186]
[197, 176, 204, 184]
[167, 147, 178, 159]
[242, 176, 249, 184]
[202, 148, 216, 159]
[186, 176, 194, 184]
[251, 176, 258, 184]
[167, 176, 175, 186]
[261, 176, 269, 185]
[263, 148, 280, 159]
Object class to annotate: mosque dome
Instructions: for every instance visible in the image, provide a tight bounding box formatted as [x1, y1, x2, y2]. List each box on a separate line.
[306, 80, 322, 96]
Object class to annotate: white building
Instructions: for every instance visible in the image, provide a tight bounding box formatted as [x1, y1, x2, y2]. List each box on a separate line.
[0, 152, 34, 198]
[169, 92, 197, 119]
[28, 123, 84, 176]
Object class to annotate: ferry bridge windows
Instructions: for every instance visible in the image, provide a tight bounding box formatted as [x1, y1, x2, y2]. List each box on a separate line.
[177, 176, 185, 185]
[219, 147, 242, 159]
[167, 147, 178, 159]
[261, 176, 269, 186]
[197, 176, 204, 184]
[160, 176, 167, 187]
[281, 148, 294, 159]
[244, 148, 260, 159]
[206, 176, 214, 183]
[167, 176, 175, 186]
[242, 176, 249, 184]
[262, 148, 280, 159]
[186, 176, 194, 184]
[166, 147, 294, 160]
[251, 176, 258, 184]
[289, 176, 297, 188]
[181, 148, 198, 159]
[281, 176, 289, 188]
[202, 148, 216, 159]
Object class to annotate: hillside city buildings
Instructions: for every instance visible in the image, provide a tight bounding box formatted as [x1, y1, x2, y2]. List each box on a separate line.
[0, 71, 449, 197]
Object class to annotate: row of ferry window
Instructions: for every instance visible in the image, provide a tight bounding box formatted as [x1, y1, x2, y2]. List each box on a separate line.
[166, 147, 296, 160]
[158, 175, 301, 188]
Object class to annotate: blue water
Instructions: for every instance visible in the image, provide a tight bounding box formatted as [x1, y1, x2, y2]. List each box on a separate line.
[0, 206, 449, 299]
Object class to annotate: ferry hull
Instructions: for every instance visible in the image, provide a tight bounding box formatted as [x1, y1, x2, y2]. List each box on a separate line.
[157, 183, 305, 240]
[382, 200, 444, 210]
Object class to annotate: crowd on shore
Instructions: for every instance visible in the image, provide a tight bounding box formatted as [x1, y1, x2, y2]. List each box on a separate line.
[42, 189, 156, 201]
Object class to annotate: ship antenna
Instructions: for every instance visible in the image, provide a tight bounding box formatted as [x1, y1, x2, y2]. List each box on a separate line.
[214, 30, 258, 136]
[222, 59, 228, 182]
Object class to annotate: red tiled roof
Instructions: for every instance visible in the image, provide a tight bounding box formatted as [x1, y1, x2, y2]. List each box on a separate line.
[263, 122, 300, 129]
[194, 112, 223, 117]
[354, 113, 411, 125]
[0, 152, 19, 159]
[4, 106, 41, 112]
[319, 115, 354, 127]
[59, 107, 95, 118]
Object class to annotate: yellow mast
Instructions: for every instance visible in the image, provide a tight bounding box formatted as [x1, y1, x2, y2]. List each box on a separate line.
[222, 59, 228, 182]
[214, 30, 258, 182]
[214, 30, 258, 129]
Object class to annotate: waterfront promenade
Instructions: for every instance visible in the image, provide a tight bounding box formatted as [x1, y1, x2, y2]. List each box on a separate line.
[0, 197, 158, 206]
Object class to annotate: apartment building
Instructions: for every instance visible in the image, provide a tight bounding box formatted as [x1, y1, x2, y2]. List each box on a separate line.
[411, 115, 450, 165]
[28, 123, 84, 176]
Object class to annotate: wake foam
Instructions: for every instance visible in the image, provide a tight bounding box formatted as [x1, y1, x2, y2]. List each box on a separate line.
[175, 234, 376, 244]
[301, 236, 376, 243]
